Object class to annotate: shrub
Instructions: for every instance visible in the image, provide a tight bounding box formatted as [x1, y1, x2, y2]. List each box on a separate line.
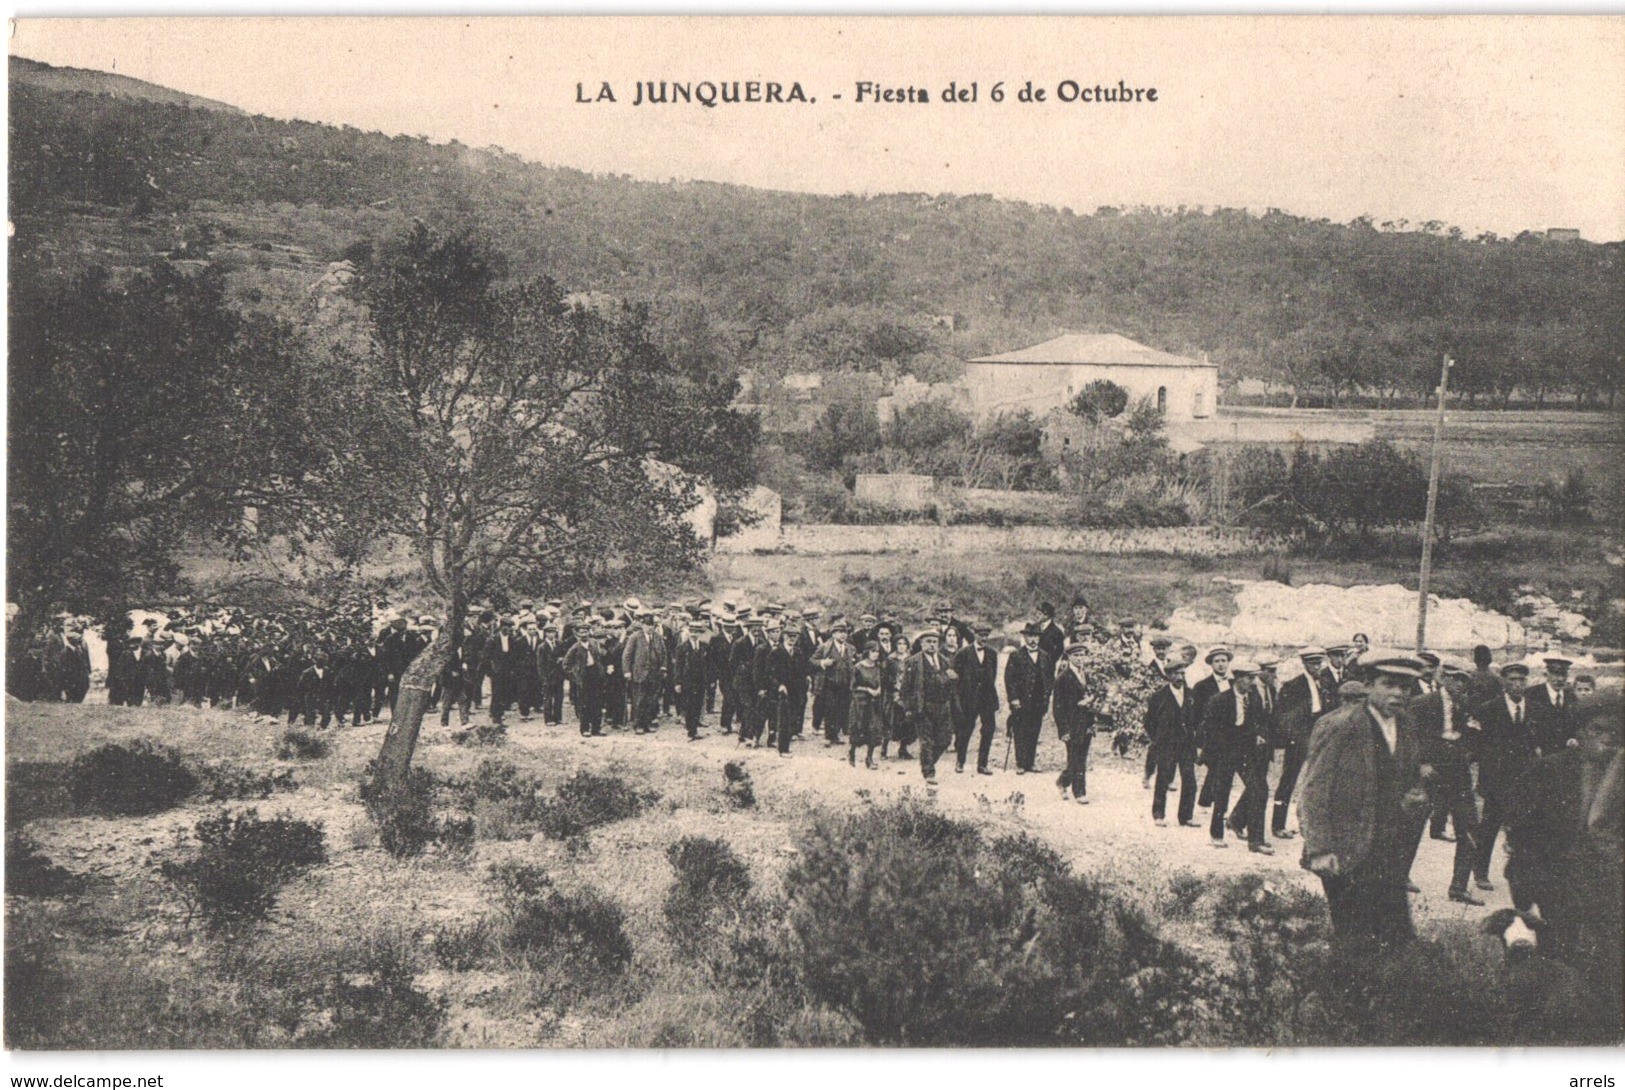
[664, 836, 752, 953]
[485, 862, 634, 1001]
[359, 768, 439, 858]
[308, 942, 445, 1048]
[68, 740, 197, 815]
[195, 761, 298, 802]
[438, 814, 476, 857]
[534, 770, 658, 841]
[782, 799, 1199, 1045]
[1259, 552, 1294, 586]
[722, 762, 756, 809]
[1069, 379, 1129, 423]
[276, 729, 331, 760]
[158, 809, 327, 930]
[5, 831, 86, 897]
[450, 723, 507, 747]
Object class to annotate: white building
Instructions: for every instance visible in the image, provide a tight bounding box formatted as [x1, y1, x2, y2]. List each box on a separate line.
[964, 333, 1219, 422]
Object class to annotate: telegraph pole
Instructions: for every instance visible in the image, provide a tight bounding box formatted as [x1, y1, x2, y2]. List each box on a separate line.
[1416, 354, 1453, 653]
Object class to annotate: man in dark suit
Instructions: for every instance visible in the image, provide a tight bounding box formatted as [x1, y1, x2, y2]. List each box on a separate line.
[483, 616, 523, 727]
[1191, 646, 1234, 808]
[1470, 661, 1540, 892]
[713, 614, 742, 735]
[763, 622, 801, 755]
[1036, 602, 1067, 669]
[673, 618, 710, 740]
[1526, 656, 1579, 756]
[1228, 656, 1281, 849]
[952, 623, 1001, 775]
[298, 650, 336, 728]
[1272, 646, 1335, 839]
[786, 609, 820, 740]
[1298, 652, 1430, 946]
[537, 620, 565, 725]
[56, 623, 92, 704]
[728, 617, 761, 743]
[1405, 657, 1483, 903]
[815, 621, 856, 747]
[1145, 661, 1199, 826]
[623, 611, 667, 735]
[1199, 661, 1271, 852]
[564, 623, 606, 736]
[1003, 622, 1053, 775]
[904, 629, 956, 784]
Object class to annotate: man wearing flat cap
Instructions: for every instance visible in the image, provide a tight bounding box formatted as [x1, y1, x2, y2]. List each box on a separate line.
[1468, 660, 1540, 891]
[1405, 656, 1483, 904]
[1272, 646, 1337, 840]
[1297, 652, 1431, 944]
[904, 628, 955, 784]
[1526, 656, 1579, 757]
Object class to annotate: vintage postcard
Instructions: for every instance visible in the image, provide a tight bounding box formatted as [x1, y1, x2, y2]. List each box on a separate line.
[5, 14, 1622, 1068]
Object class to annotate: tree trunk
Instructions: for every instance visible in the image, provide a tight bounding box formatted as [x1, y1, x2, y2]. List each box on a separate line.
[371, 606, 458, 803]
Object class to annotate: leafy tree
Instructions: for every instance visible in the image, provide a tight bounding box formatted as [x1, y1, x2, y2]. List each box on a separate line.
[283, 222, 757, 802]
[1068, 380, 1129, 423]
[886, 400, 973, 456]
[6, 262, 309, 621]
[804, 398, 883, 471]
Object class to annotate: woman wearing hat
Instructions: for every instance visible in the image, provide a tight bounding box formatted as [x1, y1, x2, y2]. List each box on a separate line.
[849, 641, 886, 769]
[1053, 640, 1107, 803]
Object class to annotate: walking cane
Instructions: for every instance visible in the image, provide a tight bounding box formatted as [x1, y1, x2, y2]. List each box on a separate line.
[1003, 718, 1015, 771]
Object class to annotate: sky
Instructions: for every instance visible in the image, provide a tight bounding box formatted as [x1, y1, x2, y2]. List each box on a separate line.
[10, 15, 1625, 241]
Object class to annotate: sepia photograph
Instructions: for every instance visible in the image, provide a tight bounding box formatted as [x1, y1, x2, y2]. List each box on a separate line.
[4, 13, 1623, 1061]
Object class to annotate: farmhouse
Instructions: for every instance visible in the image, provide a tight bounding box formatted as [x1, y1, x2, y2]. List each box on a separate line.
[964, 333, 1219, 423]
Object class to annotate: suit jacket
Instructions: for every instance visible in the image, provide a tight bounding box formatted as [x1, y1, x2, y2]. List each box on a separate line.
[1198, 687, 1269, 767]
[564, 640, 602, 684]
[903, 650, 954, 717]
[1003, 646, 1053, 715]
[483, 632, 526, 679]
[622, 629, 661, 685]
[1525, 682, 1577, 756]
[1189, 673, 1232, 735]
[674, 638, 709, 691]
[1407, 688, 1474, 768]
[1297, 701, 1424, 876]
[1051, 665, 1095, 738]
[816, 639, 856, 692]
[1277, 671, 1332, 749]
[953, 644, 1000, 715]
[1471, 693, 1540, 800]
[1143, 683, 1199, 756]
[1037, 621, 1067, 670]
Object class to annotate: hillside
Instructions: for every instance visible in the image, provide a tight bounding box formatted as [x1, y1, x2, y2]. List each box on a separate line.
[8, 60, 1623, 404]
[11, 55, 243, 113]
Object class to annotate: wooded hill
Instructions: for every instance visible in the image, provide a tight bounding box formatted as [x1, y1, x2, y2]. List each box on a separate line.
[10, 58, 1624, 406]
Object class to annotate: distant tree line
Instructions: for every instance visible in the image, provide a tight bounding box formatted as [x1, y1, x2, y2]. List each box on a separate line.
[11, 81, 1623, 414]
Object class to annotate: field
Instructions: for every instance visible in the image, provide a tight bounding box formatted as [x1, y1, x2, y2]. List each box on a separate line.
[7, 695, 1578, 1049]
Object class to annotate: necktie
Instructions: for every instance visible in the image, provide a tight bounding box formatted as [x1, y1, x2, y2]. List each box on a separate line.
[1513, 700, 1523, 726]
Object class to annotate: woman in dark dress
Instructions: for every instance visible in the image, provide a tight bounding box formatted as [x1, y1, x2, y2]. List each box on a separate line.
[849, 641, 885, 768]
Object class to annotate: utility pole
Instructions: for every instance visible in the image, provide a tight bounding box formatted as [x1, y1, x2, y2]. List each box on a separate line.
[1416, 354, 1453, 653]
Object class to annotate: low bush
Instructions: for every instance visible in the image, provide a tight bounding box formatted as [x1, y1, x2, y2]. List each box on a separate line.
[5, 831, 87, 897]
[664, 836, 752, 954]
[782, 798, 1203, 1045]
[276, 729, 331, 760]
[359, 768, 439, 858]
[485, 863, 634, 1002]
[158, 809, 327, 930]
[438, 815, 476, 857]
[1259, 553, 1294, 586]
[69, 740, 197, 815]
[534, 770, 658, 841]
[722, 762, 756, 809]
[195, 761, 298, 802]
[306, 941, 446, 1048]
[450, 723, 507, 747]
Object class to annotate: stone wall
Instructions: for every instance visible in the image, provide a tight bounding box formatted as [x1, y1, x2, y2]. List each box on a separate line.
[718, 523, 1267, 556]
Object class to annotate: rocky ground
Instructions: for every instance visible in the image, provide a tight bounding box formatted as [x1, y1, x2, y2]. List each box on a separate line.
[7, 693, 1522, 1047]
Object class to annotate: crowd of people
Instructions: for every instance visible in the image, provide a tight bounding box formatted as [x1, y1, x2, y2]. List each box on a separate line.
[8, 590, 1620, 958]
